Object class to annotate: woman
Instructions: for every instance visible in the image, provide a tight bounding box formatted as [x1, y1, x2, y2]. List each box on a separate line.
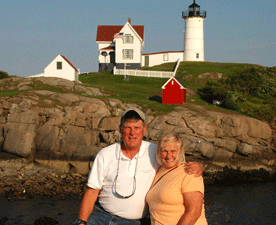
[146, 132, 208, 225]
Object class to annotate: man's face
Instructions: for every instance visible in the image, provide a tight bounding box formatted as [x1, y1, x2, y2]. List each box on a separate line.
[120, 119, 147, 151]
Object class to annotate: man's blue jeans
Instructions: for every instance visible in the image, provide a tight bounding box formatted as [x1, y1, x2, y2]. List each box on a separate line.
[87, 204, 141, 225]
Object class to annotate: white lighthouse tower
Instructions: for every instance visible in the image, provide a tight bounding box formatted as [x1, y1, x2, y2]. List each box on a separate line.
[182, 0, 206, 61]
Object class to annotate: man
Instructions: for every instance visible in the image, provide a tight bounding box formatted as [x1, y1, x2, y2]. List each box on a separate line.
[75, 108, 204, 225]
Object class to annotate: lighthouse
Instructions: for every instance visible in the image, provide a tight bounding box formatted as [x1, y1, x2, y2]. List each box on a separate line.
[182, 0, 206, 61]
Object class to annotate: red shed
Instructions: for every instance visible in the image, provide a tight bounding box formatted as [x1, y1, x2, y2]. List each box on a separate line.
[162, 77, 186, 104]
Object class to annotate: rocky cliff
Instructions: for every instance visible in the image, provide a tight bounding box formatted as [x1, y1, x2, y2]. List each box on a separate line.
[1, 77, 276, 181]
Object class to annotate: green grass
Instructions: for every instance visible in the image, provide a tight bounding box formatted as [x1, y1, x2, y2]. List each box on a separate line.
[80, 71, 177, 114]
[148, 61, 260, 90]
[79, 62, 256, 114]
[0, 90, 24, 97]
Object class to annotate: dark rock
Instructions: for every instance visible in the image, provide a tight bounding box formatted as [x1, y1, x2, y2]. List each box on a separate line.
[34, 216, 59, 225]
[0, 217, 8, 225]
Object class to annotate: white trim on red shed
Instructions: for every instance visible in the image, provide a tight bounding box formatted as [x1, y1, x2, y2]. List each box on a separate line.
[162, 76, 186, 89]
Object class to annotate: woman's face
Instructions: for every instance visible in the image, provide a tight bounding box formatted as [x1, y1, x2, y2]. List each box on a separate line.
[160, 144, 179, 169]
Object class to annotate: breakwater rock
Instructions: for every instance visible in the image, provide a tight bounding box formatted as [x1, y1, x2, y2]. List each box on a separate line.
[0, 77, 276, 184]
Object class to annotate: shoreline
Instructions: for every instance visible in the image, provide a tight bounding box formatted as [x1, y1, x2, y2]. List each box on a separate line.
[1, 165, 275, 201]
[0, 167, 87, 201]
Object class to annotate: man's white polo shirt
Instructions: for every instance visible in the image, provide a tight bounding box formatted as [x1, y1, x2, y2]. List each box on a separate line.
[87, 140, 158, 219]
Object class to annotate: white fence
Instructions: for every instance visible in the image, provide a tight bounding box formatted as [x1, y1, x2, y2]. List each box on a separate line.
[113, 68, 173, 78]
[113, 59, 181, 78]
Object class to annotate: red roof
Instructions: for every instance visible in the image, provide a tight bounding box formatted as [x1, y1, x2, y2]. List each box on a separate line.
[100, 46, 114, 51]
[61, 55, 78, 72]
[96, 25, 144, 42]
[162, 77, 186, 89]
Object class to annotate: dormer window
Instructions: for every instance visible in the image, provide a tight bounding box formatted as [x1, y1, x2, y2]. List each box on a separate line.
[123, 34, 133, 44]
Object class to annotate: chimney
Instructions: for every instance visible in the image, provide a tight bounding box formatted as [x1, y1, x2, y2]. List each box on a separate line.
[128, 17, 131, 24]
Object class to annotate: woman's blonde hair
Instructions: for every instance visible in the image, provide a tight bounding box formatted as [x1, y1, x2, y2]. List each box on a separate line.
[156, 132, 185, 165]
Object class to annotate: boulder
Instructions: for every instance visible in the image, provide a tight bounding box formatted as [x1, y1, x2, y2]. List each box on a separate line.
[99, 117, 121, 131]
[34, 123, 61, 155]
[3, 123, 37, 157]
[180, 110, 217, 138]
[207, 138, 237, 153]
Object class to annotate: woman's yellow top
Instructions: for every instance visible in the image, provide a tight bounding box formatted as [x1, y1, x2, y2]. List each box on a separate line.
[146, 165, 208, 225]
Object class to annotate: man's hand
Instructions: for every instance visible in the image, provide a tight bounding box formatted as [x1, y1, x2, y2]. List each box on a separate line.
[185, 162, 204, 177]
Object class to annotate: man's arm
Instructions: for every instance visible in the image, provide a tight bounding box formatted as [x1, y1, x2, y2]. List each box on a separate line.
[78, 187, 100, 223]
[184, 162, 204, 177]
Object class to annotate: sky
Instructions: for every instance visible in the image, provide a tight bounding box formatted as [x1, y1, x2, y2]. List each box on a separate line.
[1, 0, 275, 77]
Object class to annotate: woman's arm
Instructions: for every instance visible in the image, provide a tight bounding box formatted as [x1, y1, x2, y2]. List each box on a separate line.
[177, 191, 203, 225]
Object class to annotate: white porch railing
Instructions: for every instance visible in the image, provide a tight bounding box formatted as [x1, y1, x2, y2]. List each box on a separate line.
[113, 68, 173, 78]
[113, 59, 181, 78]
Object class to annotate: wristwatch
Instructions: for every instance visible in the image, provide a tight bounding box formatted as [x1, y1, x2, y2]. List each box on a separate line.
[74, 219, 87, 225]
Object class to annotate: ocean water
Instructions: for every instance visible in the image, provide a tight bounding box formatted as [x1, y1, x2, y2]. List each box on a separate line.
[204, 181, 276, 225]
[0, 182, 275, 225]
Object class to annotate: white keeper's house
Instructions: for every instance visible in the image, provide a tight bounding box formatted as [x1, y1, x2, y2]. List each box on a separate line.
[96, 18, 144, 71]
[96, 18, 184, 72]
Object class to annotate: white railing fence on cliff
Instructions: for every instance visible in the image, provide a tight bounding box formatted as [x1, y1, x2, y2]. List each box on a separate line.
[113, 59, 181, 78]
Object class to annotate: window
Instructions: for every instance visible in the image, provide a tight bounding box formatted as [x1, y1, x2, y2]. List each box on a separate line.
[57, 61, 62, 70]
[196, 53, 199, 59]
[123, 34, 133, 44]
[163, 53, 169, 61]
[123, 49, 133, 59]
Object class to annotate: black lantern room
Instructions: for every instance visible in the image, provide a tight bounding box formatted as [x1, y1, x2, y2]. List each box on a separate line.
[182, 0, 206, 19]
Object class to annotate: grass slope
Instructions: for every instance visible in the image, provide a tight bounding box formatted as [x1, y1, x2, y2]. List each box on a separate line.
[79, 62, 257, 114]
